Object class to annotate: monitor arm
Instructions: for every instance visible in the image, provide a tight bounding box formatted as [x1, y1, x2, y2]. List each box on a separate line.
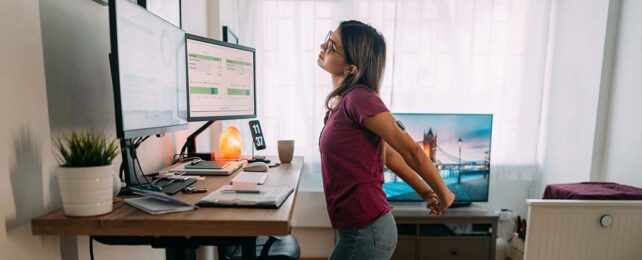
[183, 120, 216, 158]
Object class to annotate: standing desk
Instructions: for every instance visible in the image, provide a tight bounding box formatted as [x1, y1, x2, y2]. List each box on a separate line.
[31, 156, 303, 260]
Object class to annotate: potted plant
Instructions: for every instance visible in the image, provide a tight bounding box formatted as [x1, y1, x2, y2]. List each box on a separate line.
[54, 129, 119, 217]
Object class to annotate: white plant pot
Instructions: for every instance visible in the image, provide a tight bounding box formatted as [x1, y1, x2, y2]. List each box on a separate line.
[57, 165, 114, 217]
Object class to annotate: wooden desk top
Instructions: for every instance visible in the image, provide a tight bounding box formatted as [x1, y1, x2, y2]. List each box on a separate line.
[32, 157, 303, 237]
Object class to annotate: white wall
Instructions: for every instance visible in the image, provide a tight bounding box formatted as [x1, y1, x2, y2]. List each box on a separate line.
[536, 0, 612, 195]
[600, 0, 642, 187]
[0, 0, 61, 259]
[219, 0, 239, 37]
[537, 0, 642, 192]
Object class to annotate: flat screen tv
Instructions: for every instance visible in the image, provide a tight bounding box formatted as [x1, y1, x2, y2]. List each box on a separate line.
[384, 113, 493, 203]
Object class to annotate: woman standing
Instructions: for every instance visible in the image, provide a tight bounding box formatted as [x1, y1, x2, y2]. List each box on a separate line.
[318, 20, 456, 260]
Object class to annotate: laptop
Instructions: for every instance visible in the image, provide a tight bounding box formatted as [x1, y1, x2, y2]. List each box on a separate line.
[159, 160, 243, 176]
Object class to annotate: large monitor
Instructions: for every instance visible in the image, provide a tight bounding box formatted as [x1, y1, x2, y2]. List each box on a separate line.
[185, 34, 256, 121]
[109, 0, 188, 139]
[109, 0, 188, 192]
[384, 113, 493, 204]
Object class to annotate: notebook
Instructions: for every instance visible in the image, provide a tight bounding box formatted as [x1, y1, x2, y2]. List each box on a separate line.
[124, 188, 197, 215]
[197, 185, 294, 208]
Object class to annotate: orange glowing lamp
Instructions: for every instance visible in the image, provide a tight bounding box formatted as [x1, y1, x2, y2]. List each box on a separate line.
[218, 126, 242, 160]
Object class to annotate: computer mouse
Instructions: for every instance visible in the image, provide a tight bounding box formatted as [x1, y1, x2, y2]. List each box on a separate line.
[243, 161, 269, 172]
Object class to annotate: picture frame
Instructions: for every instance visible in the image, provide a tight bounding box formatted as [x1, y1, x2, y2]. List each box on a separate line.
[138, 0, 182, 28]
[222, 26, 239, 44]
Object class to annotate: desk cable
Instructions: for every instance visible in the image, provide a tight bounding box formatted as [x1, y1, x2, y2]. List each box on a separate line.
[89, 236, 95, 260]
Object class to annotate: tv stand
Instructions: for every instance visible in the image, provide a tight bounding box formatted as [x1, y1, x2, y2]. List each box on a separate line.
[391, 203, 498, 260]
[449, 201, 472, 208]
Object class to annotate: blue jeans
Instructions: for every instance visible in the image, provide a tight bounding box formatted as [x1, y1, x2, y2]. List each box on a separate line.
[329, 212, 398, 260]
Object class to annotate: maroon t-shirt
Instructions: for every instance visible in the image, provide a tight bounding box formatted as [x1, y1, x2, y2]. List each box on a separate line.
[319, 86, 391, 230]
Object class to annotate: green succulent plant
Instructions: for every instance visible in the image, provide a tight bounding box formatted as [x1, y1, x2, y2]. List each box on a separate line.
[54, 129, 120, 167]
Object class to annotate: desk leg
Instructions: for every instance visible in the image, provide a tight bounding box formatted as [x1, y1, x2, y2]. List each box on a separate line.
[60, 236, 79, 260]
[241, 238, 257, 260]
[166, 248, 197, 260]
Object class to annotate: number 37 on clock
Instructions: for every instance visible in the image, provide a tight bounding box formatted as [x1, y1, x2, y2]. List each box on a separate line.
[248, 120, 266, 150]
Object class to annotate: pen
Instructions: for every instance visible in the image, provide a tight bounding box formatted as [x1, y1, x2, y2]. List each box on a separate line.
[183, 187, 207, 193]
[222, 190, 261, 194]
[190, 158, 203, 165]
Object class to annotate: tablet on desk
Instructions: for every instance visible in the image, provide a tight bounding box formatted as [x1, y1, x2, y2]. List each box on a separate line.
[197, 185, 294, 208]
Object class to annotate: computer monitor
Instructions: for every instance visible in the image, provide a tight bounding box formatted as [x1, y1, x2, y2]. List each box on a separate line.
[109, 0, 188, 139]
[384, 113, 493, 205]
[109, 0, 188, 192]
[185, 34, 256, 122]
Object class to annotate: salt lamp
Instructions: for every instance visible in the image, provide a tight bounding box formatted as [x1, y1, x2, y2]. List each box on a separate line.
[219, 126, 242, 160]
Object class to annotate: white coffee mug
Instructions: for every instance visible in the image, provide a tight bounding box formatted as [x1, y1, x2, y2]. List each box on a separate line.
[277, 140, 295, 163]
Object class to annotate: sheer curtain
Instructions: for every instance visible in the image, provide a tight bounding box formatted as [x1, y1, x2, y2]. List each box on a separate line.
[228, 0, 551, 213]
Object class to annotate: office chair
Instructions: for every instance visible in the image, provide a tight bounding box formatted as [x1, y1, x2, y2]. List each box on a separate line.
[219, 235, 300, 260]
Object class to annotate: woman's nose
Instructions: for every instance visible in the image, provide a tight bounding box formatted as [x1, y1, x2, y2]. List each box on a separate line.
[320, 42, 327, 51]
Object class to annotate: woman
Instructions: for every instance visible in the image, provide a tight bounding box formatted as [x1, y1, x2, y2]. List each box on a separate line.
[318, 20, 456, 259]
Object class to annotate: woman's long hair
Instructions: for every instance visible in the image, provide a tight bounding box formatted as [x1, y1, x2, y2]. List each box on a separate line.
[325, 20, 387, 111]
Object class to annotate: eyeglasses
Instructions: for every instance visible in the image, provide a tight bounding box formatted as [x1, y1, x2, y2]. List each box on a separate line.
[323, 31, 344, 57]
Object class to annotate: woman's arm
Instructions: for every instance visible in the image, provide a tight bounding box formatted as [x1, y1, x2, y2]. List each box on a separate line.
[384, 142, 440, 211]
[365, 112, 455, 213]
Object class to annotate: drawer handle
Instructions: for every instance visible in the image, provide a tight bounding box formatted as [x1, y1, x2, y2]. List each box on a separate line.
[451, 250, 458, 256]
[600, 215, 613, 227]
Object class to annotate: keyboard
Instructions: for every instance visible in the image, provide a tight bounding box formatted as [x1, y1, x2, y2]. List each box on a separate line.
[230, 172, 268, 185]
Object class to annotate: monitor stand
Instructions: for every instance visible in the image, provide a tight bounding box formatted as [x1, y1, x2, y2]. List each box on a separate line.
[183, 120, 216, 160]
[118, 139, 164, 195]
[119, 138, 197, 195]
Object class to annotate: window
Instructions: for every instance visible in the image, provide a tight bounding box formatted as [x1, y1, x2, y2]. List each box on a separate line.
[228, 0, 551, 206]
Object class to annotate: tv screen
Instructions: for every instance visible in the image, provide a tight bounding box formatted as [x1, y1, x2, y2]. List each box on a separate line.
[384, 113, 493, 202]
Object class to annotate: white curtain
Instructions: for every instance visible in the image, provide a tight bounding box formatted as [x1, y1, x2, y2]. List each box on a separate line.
[227, 0, 552, 214]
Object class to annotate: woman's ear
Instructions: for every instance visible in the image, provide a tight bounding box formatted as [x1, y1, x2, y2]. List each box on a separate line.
[345, 65, 358, 75]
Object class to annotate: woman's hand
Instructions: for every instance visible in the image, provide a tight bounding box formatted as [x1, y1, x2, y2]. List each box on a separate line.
[421, 190, 440, 214]
[433, 191, 455, 215]
[422, 190, 455, 215]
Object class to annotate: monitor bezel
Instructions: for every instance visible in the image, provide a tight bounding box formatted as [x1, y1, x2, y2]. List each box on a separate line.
[185, 33, 257, 122]
[109, 0, 189, 139]
[389, 113, 494, 203]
